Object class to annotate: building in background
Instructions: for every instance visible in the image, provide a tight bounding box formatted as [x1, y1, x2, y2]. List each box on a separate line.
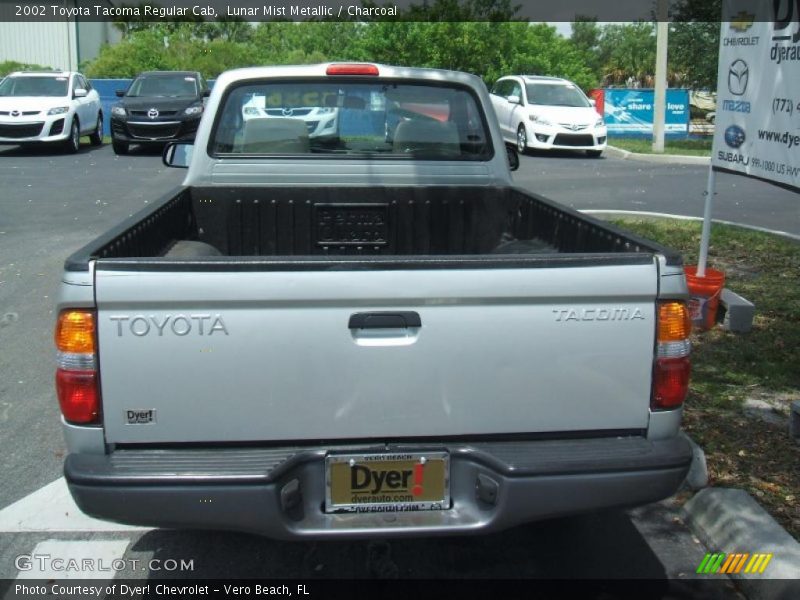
[0, 1, 121, 71]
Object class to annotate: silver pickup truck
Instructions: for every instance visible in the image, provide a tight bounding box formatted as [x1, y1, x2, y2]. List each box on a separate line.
[55, 63, 694, 539]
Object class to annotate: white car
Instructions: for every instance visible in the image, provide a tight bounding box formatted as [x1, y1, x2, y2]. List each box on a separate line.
[0, 71, 103, 153]
[241, 95, 339, 139]
[490, 75, 607, 157]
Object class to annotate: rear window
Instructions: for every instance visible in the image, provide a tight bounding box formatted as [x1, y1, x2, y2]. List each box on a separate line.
[209, 80, 492, 160]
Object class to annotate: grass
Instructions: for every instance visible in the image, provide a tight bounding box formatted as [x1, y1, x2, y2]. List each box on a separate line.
[610, 137, 712, 157]
[612, 217, 800, 539]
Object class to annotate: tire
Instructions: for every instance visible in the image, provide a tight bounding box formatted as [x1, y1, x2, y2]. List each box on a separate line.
[516, 124, 528, 155]
[89, 113, 103, 146]
[112, 138, 129, 155]
[586, 150, 603, 158]
[64, 118, 80, 154]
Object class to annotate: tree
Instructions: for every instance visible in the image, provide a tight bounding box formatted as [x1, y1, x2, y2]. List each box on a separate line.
[110, 2, 204, 37]
[669, 0, 722, 90]
[570, 16, 602, 75]
[598, 22, 657, 87]
[0, 61, 52, 76]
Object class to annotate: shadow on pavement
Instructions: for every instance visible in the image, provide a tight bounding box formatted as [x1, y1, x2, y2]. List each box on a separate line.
[132, 511, 664, 579]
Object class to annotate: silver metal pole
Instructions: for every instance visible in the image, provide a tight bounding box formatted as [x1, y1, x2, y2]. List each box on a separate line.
[697, 166, 716, 277]
[652, 1, 669, 153]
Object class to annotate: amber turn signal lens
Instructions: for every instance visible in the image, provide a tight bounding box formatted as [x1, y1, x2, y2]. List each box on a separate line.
[658, 302, 691, 342]
[55, 310, 96, 353]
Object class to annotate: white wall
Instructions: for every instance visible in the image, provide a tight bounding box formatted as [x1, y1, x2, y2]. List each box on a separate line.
[0, 21, 77, 71]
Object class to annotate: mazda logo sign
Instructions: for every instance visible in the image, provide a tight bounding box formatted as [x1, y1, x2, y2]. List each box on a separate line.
[281, 108, 294, 117]
[728, 59, 749, 96]
[147, 108, 159, 119]
[10, 110, 20, 117]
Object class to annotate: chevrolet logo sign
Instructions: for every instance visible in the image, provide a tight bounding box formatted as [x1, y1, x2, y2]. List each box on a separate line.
[730, 11, 754, 33]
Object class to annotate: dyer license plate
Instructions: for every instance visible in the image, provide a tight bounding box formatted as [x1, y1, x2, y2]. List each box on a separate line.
[325, 452, 449, 513]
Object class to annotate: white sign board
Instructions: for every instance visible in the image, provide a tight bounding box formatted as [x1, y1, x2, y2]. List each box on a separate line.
[712, 0, 800, 191]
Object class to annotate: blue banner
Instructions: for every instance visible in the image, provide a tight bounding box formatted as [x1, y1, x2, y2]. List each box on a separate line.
[603, 89, 690, 136]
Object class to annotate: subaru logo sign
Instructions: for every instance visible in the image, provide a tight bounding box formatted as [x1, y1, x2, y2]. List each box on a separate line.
[728, 59, 749, 96]
[147, 108, 159, 119]
[724, 125, 746, 149]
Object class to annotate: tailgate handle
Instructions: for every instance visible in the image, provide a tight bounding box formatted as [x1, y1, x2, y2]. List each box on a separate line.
[348, 311, 421, 330]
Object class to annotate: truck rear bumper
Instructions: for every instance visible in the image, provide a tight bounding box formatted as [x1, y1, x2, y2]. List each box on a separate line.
[65, 434, 692, 540]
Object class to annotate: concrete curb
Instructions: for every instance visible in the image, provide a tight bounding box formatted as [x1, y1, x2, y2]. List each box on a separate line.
[607, 144, 711, 165]
[580, 209, 800, 243]
[683, 488, 800, 598]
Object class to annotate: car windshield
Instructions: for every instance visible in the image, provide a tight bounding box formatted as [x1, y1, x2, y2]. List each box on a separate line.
[211, 80, 491, 160]
[0, 76, 69, 97]
[127, 75, 197, 98]
[526, 83, 590, 107]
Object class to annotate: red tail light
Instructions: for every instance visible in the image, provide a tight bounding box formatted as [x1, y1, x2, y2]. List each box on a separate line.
[55, 310, 101, 424]
[56, 370, 100, 423]
[653, 357, 691, 409]
[652, 301, 691, 410]
[326, 64, 379, 76]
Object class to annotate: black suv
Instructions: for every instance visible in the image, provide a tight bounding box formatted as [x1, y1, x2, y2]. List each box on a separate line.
[110, 71, 209, 155]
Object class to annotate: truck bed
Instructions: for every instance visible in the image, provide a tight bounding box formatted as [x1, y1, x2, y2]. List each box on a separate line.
[66, 185, 680, 269]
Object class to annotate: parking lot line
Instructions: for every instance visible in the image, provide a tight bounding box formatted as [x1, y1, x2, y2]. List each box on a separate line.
[0, 478, 150, 533]
[15, 539, 130, 579]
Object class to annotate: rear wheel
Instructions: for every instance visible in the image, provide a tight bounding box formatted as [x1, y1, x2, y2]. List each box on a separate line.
[112, 138, 129, 155]
[516, 124, 528, 155]
[64, 118, 80, 154]
[89, 113, 103, 146]
[586, 149, 603, 158]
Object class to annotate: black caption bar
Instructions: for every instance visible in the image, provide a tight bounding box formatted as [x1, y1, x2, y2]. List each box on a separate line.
[0, 0, 754, 23]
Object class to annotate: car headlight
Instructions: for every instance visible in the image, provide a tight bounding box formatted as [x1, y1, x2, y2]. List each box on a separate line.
[47, 106, 69, 115]
[595, 117, 605, 127]
[243, 107, 261, 116]
[318, 107, 335, 114]
[529, 114, 551, 126]
[111, 106, 126, 117]
[184, 105, 203, 116]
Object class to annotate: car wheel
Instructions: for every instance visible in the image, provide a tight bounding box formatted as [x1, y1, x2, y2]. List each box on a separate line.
[89, 113, 103, 146]
[586, 150, 603, 158]
[516, 125, 528, 155]
[65, 118, 80, 154]
[112, 138, 129, 155]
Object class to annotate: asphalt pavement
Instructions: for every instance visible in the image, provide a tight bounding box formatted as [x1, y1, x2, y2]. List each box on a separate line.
[0, 141, 796, 590]
[514, 149, 800, 238]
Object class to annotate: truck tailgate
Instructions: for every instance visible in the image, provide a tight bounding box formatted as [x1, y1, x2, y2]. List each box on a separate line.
[95, 263, 658, 444]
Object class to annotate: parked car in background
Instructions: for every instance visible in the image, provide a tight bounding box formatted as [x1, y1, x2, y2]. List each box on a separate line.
[110, 71, 209, 155]
[242, 94, 339, 139]
[0, 71, 102, 153]
[491, 75, 607, 157]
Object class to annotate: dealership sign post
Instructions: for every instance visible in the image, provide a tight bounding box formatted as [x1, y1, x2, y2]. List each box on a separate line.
[702, 0, 800, 275]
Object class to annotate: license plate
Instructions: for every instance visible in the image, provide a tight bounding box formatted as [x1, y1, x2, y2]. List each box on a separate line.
[325, 451, 449, 513]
